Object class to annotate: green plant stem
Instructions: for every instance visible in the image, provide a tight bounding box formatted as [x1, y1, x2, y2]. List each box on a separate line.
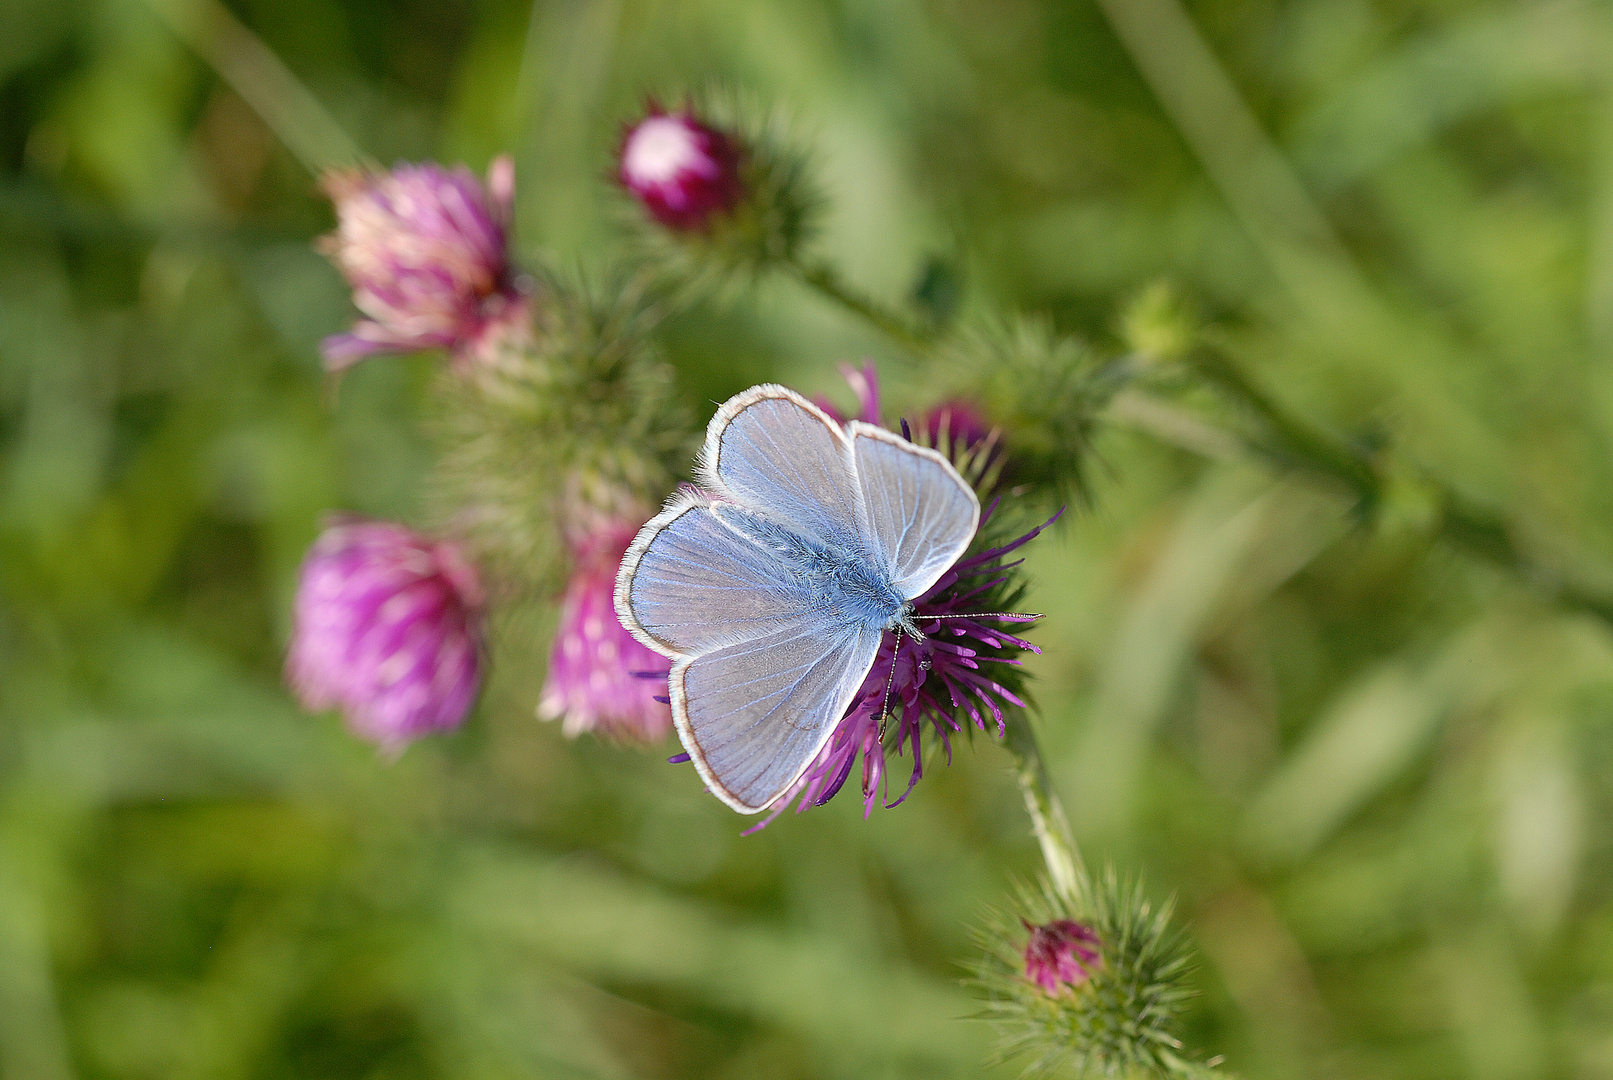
[790, 262, 933, 354]
[1002, 714, 1085, 901]
[1186, 348, 1378, 501]
[1185, 347, 1613, 626]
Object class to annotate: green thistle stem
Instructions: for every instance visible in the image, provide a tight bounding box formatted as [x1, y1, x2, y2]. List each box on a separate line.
[1184, 345, 1613, 627]
[791, 262, 933, 354]
[1003, 713, 1085, 902]
[1185, 346, 1377, 502]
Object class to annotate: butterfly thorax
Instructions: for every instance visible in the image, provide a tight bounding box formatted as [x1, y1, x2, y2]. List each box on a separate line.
[713, 503, 908, 635]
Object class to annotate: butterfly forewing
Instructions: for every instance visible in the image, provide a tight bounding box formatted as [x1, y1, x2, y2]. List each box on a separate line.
[617, 493, 824, 657]
[702, 386, 866, 550]
[848, 424, 980, 599]
[673, 622, 882, 812]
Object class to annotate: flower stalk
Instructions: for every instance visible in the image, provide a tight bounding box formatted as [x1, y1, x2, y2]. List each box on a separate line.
[790, 261, 933, 354]
[1182, 342, 1613, 627]
[1003, 712, 1082, 902]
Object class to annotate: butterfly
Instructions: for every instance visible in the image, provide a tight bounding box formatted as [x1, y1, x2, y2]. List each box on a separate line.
[614, 384, 981, 813]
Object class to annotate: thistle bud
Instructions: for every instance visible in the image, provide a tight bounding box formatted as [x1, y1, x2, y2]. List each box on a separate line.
[970, 873, 1207, 1078]
[287, 519, 483, 750]
[319, 157, 523, 371]
[618, 90, 820, 289]
[619, 108, 745, 231]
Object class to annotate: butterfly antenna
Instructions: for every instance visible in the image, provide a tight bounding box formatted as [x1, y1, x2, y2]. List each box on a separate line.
[926, 611, 1043, 621]
[878, 625, 902, 743]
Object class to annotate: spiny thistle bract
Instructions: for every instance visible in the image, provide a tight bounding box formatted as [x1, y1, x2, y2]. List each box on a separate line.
[943, 317, 1129, 509]
[424, 269, 692, 597]
[969, 870, 1213, 1079]
[617, 86, 823, 300]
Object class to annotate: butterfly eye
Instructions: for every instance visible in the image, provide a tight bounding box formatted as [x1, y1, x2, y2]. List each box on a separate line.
[919, 659, 932, 671]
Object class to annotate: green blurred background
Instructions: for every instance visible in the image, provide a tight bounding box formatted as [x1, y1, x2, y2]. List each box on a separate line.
[4, 0, 1613, 1076]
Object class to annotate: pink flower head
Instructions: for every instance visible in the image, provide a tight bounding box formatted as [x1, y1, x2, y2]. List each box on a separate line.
[1023, 919, 1101, 995]
[540, 520, 673, 741]
[751, 504, 1055, 828]
[288, 519, 483, 751]
[319, 156, 521, 371]
[619, 107, 745, 231]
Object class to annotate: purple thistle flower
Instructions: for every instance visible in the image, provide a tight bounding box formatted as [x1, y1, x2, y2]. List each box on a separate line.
[319, 157, 527, 371]
[749, 504, 1055, 829]
[287, 519, 483, 751]
[540, 519, 674, 741]
[919, 398, 1006, 497]
[1022, 918, 1101, 995]
[619, 107, 745, 231]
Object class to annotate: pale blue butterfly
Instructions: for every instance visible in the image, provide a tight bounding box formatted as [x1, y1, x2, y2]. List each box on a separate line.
[614, 384, 981, 813]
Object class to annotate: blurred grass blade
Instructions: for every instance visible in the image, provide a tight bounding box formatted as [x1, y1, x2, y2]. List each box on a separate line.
[1090, 0, 1354, 301]
[448, 847, 997, 1072]
[1244, 614, 1517, 863]
[1289, 1, 1594, 194]
[1433, 928, 1548, 1080]
[142, 0, 361, 174]
[1073, 469, 1344, 834]
[0, 844, 76, 1080]
[1492, 714, 1584, 939]
[1073, 470, 1273, 833]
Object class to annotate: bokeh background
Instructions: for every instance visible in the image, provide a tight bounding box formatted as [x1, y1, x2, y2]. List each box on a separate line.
[4, 0, 1613, 1077]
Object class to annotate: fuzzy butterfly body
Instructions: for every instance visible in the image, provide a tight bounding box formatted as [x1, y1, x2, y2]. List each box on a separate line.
[615, 384, 980, 813]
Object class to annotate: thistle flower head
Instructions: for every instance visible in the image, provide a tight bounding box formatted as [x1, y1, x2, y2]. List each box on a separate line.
[287, 518, 483, 750]
[753, 504, 1054, 827]
[970, 873, 1207, 1079]
[921, 399, 994, 455]
[425, 271, 689, 592]
[320, 157, 523, 371]
[619, 106, 746, 231]
[945, 317, 1123, 506]
[539, 516, 674, 741]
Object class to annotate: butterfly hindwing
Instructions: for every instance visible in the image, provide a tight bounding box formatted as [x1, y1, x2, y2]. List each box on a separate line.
[671, 621, 883, 812]
[847, 422, 980, 599]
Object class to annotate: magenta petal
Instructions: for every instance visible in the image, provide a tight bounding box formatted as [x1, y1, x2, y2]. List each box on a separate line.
[319, 162, 516, 372]
[287, 519, 483, 749]
[539, 517, 673, 742]
[1024, 919, 1101, 994]
[619, 109, 746, 231]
